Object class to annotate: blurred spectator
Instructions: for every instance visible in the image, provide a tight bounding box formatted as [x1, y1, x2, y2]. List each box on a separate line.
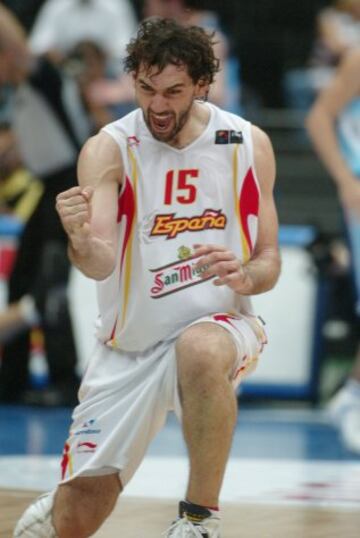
[64, 39, 136, 126]
[0, 123, 43, 341]
[29, 0, 138, 67]
[29, 0, 138, 122]
[0, 123, 43, 221]
[0, 4, 91, 405]
[284, 0, 360, 111]
[311, 0, 360, 67]
[64, 40, 115, 130]
[143, 0, 242, 114]
[306, 47, 360, 453]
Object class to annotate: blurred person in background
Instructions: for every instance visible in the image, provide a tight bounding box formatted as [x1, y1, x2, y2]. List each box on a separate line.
[29, 0, 138, 117]
[284, 0, 360, 111]
[0, 123, 43, 342]
[306, 47, 360, 453]
[29, 0, 138, 65]
[0, 123, 43, 223]
[312, 0, 360, 67]
[143, 0, 242, 114]
[64, 40, 116, 130]
[0, 4, 91, 405]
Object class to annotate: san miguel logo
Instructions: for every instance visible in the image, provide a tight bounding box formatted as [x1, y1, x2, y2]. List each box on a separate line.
[150, 252, 212, 298]
[150, 209, 227, 239]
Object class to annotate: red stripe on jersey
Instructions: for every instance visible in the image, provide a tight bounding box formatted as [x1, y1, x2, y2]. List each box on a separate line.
[117, 175, 135, 273]
[239, 168, 259, 253]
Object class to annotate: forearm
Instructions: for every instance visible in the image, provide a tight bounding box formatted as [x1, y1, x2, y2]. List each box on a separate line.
[241, 248, 281, 295]
[68, 237, 116, 280]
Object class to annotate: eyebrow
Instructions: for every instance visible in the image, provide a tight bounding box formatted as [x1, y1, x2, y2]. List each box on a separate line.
[138, 78, 186, 91]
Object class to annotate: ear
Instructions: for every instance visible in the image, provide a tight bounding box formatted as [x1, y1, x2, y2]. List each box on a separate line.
[195, 78, 210, 100]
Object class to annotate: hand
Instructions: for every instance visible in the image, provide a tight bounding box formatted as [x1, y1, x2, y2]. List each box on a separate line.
[55, 186, 94, 251]
[194, 244, 253, 294]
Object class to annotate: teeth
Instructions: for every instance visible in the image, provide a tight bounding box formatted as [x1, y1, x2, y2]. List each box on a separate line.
[153, 115, 170, 121]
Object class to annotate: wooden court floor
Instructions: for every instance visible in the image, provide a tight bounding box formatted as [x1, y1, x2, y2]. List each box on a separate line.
[2, 489, 360, 538]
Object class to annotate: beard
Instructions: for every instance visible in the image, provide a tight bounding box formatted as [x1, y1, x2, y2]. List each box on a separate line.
[143, 101, 193, 143]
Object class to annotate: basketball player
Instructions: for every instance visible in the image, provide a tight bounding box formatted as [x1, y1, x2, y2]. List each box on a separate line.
[306, 46, 360, 454]
[14, 18, 281, 537]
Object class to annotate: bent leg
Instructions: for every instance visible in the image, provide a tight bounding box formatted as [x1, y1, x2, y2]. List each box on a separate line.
[53, 474, 121, 538]
[176, 322, 238, 507]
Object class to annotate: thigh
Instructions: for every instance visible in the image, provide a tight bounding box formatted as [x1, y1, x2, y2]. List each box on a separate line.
[61, 340, 176, 488]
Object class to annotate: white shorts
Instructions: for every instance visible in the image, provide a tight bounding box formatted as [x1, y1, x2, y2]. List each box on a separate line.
[60, 312, 267, 487]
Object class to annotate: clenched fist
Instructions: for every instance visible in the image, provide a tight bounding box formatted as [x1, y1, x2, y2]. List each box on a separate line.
[56, 186, 94, 252]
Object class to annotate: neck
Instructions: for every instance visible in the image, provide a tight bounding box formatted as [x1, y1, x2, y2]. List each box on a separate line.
[169, 100, 210, 149]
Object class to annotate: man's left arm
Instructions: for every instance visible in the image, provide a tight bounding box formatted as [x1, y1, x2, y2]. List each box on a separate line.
[239, 125, 281, 294]
[194, 125, 281, 295]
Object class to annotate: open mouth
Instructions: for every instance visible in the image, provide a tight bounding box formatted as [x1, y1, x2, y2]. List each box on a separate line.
[150, 113, 173, 133]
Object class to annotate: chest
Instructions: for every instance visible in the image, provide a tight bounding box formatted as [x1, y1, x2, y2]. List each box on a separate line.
[129, 142, 247, 215]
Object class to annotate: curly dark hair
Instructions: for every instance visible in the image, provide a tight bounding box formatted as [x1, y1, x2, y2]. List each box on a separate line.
[124, 18, 220, 85]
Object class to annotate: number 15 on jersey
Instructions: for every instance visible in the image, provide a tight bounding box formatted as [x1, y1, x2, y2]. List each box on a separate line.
[164, 169, 199, 205]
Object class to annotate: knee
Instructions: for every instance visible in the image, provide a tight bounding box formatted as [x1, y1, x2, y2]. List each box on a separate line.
[176, 323, 237, 384]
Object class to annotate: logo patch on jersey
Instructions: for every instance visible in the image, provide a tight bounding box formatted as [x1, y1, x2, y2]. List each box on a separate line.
[127, 135, 140, 147]
[150, 255, 212, 298]
[215, 130, 229, 144]
[150, 209, 227, 239]
[178, 245, 193, 260]
[215, 130, 243, 144]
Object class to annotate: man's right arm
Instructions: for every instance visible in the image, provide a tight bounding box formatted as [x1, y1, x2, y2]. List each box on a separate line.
[56, 131, 122, 280]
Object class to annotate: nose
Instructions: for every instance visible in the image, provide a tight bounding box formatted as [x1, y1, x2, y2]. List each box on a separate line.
[149, 93, 169, 113]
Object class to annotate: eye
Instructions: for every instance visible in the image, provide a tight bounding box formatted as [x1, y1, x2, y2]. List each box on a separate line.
[167, 89, 182, 96]
[140, 84, 154, 94]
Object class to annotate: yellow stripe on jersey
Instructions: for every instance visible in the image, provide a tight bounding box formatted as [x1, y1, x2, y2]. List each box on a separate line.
[68, 453, 74, 478]
[232, 145, 250, 262]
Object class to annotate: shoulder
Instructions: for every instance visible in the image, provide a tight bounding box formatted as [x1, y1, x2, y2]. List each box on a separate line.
[80, 131, 122, 161]
[323, 47, 360, 103]
[251, 124, 275, 160]
[250, 124, 276, 189]
[78, 131, 123, 186]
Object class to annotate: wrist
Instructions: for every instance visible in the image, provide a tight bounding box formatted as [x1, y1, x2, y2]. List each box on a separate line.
[69, 234, 90, 256]
[235, 266, 254, 295]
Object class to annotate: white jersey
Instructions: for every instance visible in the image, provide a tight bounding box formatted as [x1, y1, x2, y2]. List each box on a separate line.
[98, 102, 261, 351]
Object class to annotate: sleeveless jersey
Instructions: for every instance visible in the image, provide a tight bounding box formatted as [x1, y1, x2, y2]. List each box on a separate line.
[337, 97, 360, 177]
[99, 102, 260, 351]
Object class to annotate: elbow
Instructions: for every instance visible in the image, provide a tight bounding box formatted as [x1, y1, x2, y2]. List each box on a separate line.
[82, 262, 116, 281]
[267, 250, 282, 291]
